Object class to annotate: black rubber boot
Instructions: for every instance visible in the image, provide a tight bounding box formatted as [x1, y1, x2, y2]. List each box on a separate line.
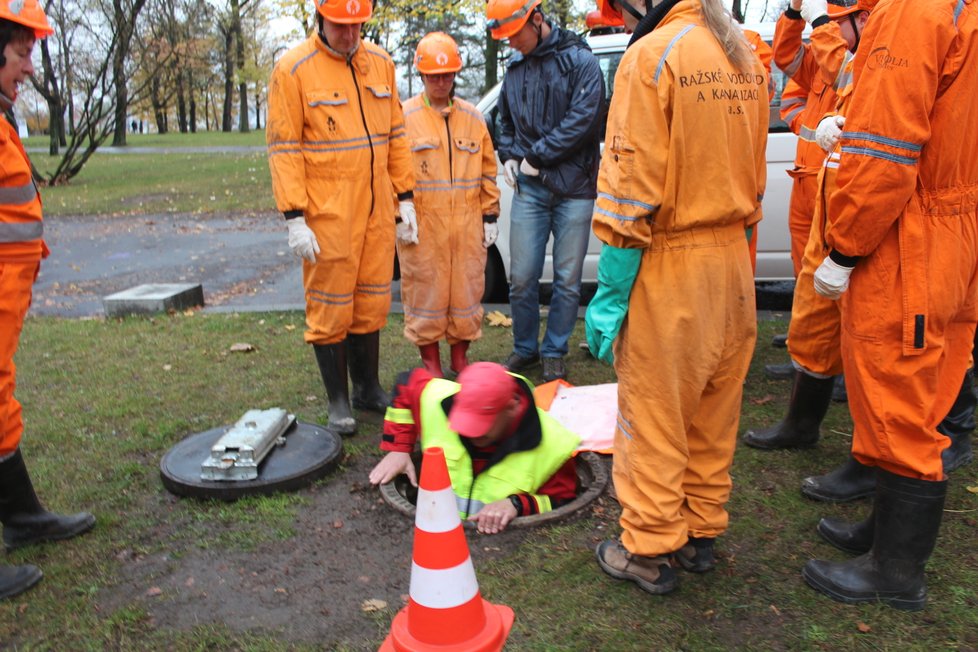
[743, 371, 834, 449]
[771, 333, 788, 348]
[803, 469, 946, 611]
[800, 455, 875, 502]
[313, 343, 357, 436]
[938, 368, 975, 473]
[817, 511, 873, 555]
[763, 363, 795, 380]
[348, 331, 390, 414]
[0, 563, 43, 600]
[0, 450, 96, 551]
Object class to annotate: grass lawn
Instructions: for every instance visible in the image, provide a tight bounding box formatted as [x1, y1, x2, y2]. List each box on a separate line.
[1, 312, 976, 650]
[26, 131, 273, 218]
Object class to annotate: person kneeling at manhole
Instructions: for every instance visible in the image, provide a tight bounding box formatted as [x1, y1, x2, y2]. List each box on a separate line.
[368, 362, 579, 534]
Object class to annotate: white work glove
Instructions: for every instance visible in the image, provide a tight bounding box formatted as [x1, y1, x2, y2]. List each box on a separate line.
[286, 216, 320, 263]
[813, 256, 854, 300]
[502, 159, 519, 188]
[397, 200, 419, 245]
[483, 222, 499, 248]
[801, 0, 828, 23]
[816, 115, 846, 152]
[520, 158, 540, 177]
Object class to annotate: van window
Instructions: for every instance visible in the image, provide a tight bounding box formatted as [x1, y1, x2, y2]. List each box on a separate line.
[483, 37, 794, 144]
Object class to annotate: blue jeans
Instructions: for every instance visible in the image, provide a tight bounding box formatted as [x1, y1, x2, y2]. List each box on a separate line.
[508, 176, 593, 359]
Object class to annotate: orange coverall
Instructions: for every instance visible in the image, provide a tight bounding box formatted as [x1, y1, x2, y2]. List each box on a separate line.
[593, 1, 767, 556]
[0, 117, 46, 456]
[772, 13, 850, 276]
[787, 56, 853, 379]
[742, 29, 773, 273]
[267, 35, 413, 345]
[399, 95, 500, 346]
[827, 0, 978, 481]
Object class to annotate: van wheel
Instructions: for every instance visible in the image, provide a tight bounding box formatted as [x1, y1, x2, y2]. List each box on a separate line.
[482, 247, 507, 303]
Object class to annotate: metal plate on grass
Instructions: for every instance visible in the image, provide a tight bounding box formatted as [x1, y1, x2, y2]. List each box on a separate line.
[160, 421, 343, 500]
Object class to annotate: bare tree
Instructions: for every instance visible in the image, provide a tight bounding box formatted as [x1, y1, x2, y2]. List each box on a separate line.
[110, 0, 150, 146]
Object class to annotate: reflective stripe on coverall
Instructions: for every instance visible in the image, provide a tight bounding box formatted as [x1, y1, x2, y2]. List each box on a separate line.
[827, 0, 978, 481]
[0, 117, 46, 456]
[592, 0, 767, 556]
[399, 95, 500, 346]
[773, 14, 850, 275]
[418, 377, 580, 518]
[266, 35, 413, 344]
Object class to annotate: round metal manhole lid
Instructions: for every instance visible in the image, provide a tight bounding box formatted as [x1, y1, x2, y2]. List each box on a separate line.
[379, 451, 609, 528]
[160, 421, 344, 500]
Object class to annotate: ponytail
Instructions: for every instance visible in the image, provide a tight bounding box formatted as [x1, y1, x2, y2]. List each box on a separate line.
[698, 0, 754, 73]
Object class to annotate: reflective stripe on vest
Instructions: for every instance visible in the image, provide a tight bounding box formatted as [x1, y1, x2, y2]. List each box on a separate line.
[0, 220, 42, 243]
[418, 375, 581, 518]
[0, 180, 38, 206]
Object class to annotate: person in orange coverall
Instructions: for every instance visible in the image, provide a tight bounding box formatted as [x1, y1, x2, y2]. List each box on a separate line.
[0, 0, 95, 601]
[586, 0, 766, 596]
[399, 32, 500, 378]
[802, 0, 978, 611]
[266, 0, 413, 436]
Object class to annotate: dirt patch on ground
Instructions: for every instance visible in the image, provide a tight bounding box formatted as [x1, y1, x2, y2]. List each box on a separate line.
[97, 453, 559, 649]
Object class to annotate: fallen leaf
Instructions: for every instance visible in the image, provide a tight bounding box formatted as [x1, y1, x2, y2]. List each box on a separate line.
[361, 598, 387, 612]
[285, 324, 297, 331]
[966, 485, 978, 494]
[305, 395, 319, 402]
[750, 395, 775, 405]
[17, 603, 27, 614]
[275, 587, 287, 594]
[485, 310, 512, 328]
[332, 520, 344, 529]
[146, 587, 162, 597]
[162, 364, 172, 371]
[857, 622, 871, 633]
[229, 343, 255, 353]
[185, 577, 195, 588]
[769, 604, 781, 616]
[183, 309, 195, 317]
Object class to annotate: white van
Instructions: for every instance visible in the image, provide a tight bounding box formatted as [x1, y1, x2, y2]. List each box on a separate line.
[474, 22, 797, 301]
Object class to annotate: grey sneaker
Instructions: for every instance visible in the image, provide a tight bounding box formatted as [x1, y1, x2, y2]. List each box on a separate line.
[541, 356, 566, 383]
[595, 540, 678, 595]
[502, 351, 539, 372]
[673, 536, 715, 573]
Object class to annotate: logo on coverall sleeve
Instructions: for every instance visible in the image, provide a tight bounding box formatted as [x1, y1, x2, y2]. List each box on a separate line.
[868, 47, 910, 71]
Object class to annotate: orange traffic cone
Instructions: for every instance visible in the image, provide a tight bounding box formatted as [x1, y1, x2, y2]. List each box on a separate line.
[380, 447, 515, 651]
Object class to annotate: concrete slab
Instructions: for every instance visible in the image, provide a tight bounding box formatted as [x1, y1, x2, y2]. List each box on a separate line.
[103, 283, 204, 317]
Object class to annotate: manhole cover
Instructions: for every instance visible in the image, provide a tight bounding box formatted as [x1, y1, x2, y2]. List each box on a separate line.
[380, 451, 609, 528]
[160, 421, 343, 500]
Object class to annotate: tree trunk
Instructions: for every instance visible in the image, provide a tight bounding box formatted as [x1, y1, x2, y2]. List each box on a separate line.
[222, 27, 234, 132]
[232, 0, 249, 132]
[189, 71, 197, 133]
[484, 32, 498, 94]
[731, 0, 745, 23]
[177, 69, 188, 133]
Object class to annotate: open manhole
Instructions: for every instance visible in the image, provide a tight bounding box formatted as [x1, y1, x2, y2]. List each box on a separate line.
[380, 451, 609, 528]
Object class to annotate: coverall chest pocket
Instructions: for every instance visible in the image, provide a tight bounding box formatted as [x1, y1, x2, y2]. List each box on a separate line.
[304, 89, 352, 174]
[364, 84, 393, 136]
[410, 136, 442, 181]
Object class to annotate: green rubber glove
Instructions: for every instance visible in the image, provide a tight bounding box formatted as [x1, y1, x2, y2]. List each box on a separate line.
[585, 244, 642, 365]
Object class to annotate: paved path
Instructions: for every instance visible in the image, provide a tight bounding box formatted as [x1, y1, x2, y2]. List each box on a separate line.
[32, 212, 307, 317]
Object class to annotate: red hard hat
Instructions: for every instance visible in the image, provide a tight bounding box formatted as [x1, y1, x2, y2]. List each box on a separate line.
[595, 0, 623, 24]
[586, 8, 623, 29]
[0, 0, 53, 38]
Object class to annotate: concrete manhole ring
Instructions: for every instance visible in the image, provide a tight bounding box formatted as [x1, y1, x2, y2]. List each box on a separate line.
[380, 451, 609, 528]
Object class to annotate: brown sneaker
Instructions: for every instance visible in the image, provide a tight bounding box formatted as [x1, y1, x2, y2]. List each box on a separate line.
[673, 536, 715, 573]
[595, 539, 678, 595]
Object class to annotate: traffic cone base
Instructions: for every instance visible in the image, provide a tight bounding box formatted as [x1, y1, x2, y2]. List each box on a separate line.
[381, 600, 514, 652]
[379, 447, 515, 651]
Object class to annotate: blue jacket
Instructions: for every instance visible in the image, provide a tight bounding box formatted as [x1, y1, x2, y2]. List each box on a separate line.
[497, 26, 605, 200]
